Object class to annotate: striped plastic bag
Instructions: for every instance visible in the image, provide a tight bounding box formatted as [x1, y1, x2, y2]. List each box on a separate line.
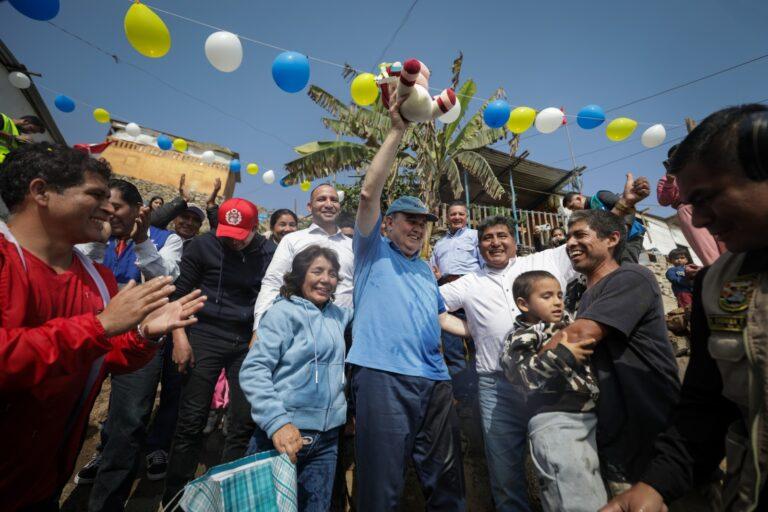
[178, 450, 297, 512]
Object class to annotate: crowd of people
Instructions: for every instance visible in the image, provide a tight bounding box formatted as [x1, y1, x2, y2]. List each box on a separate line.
[0, 98, 767, 512]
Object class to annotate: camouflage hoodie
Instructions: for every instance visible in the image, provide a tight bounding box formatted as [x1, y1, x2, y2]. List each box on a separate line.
[500, 314, 600, 415]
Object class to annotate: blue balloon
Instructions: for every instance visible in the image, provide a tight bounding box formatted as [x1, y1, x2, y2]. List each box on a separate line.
[483, 100, 511, 129]
[576, 104, 606, 130]
[229, 159, 241, 173]
[157, 134, 172, 150]
[272, 51, 310, 93]
[9, 0, 60, 21]
[54, 94, 75, 113]
[279, 176, 291, 188]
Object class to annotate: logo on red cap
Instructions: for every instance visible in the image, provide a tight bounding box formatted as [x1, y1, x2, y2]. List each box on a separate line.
[225, 208, 242, 226]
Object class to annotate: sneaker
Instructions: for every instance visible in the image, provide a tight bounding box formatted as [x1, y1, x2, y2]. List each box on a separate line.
[74, 453, 102, 485]
[145, 450, 168, 481]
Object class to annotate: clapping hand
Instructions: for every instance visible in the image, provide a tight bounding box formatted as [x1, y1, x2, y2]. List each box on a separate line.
[97, 276, 206, 339]
[140, 289, 206, 339]
[179, 174, 190, 202]
[130, 206, 151, 244]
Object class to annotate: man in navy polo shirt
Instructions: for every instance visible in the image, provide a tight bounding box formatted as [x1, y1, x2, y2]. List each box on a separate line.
[349, 93, 465, 511]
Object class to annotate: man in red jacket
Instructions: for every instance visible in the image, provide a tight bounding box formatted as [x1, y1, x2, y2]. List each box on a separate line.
[0, 143, 206, 511]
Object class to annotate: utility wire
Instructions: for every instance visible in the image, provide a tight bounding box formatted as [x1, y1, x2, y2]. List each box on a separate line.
[371, 0, 419, 71]
[44, 21, 294, 149]
[605, 53, 768, 112]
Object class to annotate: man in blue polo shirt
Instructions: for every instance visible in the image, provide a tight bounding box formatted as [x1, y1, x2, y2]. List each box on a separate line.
[349, 93, 465, 511]
[430, 200, 482, 403]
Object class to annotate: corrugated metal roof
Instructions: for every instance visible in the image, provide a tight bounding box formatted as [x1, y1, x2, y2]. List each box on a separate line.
[441, 146, 573, 210]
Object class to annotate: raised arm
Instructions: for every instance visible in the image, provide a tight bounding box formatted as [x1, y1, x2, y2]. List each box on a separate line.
[357, 91, 409, 236]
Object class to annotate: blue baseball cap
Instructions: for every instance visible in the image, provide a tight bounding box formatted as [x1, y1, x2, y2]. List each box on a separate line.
[385, 196, 438, 222]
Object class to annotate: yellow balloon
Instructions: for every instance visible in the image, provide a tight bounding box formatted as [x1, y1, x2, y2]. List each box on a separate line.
[606, 117, 638, 142]
[124, 3, 171, 58]
[300, 180, 312, 192]
[506, 106, 536, 134]
[246, 163, 259, 175]
[93, 108, 110, 124]
[173, 138, 187, 152]
[350, 73, 378, 106]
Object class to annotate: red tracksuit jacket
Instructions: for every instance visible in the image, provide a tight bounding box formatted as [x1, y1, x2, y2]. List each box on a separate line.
[0, 234, 158, 510]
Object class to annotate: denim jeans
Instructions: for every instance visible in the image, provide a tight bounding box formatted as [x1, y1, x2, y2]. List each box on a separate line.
[247, 427, 340, 512]
[90, 341, 179, 511]
[162, 328, 255, 506]
[351, 366, 465, 512]
[528, 411, 607, 512]
[477, 373, 532, 512]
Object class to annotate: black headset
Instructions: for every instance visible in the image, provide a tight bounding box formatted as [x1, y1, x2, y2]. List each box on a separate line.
[738, 111, 768, 181]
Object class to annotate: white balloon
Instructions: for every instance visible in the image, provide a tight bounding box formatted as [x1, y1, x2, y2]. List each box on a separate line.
[641, 124, 666, 148]
[136, 134, 155, 145]
[337, 190, 345, 203]
[201, 150, 216, 164]
[262, 169, 276, 184]
[438, 100, 461, 124]
[205, 31, 243, 73]
[535, 107, 564, 134]
[8, 71, 31, 89]
[125, 122, 141, 138]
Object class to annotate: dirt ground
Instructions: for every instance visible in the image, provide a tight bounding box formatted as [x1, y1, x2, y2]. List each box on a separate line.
[58, 379, 500, 512]
[59, 354, 693, 512]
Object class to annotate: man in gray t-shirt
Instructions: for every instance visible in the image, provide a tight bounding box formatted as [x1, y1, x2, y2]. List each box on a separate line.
[577, 263, 680, 483]
[540, 209, 679, 491]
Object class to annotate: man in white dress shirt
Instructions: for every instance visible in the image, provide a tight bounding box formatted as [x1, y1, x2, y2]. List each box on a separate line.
[439, 215, 578, 512]
[252, 183, 354, 332]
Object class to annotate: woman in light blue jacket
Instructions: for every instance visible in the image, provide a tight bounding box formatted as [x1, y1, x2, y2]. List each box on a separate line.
[240, 245, 351, 511]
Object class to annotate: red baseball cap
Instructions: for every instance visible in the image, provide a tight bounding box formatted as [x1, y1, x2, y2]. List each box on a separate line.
[216, 198, 258, 241]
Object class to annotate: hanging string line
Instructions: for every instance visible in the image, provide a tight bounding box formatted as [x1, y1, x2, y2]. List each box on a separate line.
[44, 21, 294, 149]
[136, 1, 766, 128]
[561, 96, 768, 174]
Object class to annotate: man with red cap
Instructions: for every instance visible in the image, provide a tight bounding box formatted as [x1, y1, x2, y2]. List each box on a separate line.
[162, 198, 276, 506]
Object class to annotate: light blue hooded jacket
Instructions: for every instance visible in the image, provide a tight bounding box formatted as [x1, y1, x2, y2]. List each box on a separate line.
[240, 295, 352, 438]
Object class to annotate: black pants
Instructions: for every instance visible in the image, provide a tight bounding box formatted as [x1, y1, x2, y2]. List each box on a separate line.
[90, 342, 181, 511]
[351, 366, 465, 511]
[162, 328, 255, 505]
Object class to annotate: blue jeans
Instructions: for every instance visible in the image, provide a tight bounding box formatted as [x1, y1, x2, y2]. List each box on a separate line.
[247, 427, 340, 512]
[90, 342, 179, 511]
[351, 366, 465, 512]
[477, 373, 531, 512]
[528, 411, 607, 512]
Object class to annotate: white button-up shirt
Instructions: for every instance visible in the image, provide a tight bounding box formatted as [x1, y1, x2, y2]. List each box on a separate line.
[252, 223, 354, 330]
[439, 245, 579, 374]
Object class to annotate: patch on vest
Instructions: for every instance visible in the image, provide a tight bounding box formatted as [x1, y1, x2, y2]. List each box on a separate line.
[708, 314, 747, 332]
[719, 276, 757, 312]
[225, 208, 242, 226]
